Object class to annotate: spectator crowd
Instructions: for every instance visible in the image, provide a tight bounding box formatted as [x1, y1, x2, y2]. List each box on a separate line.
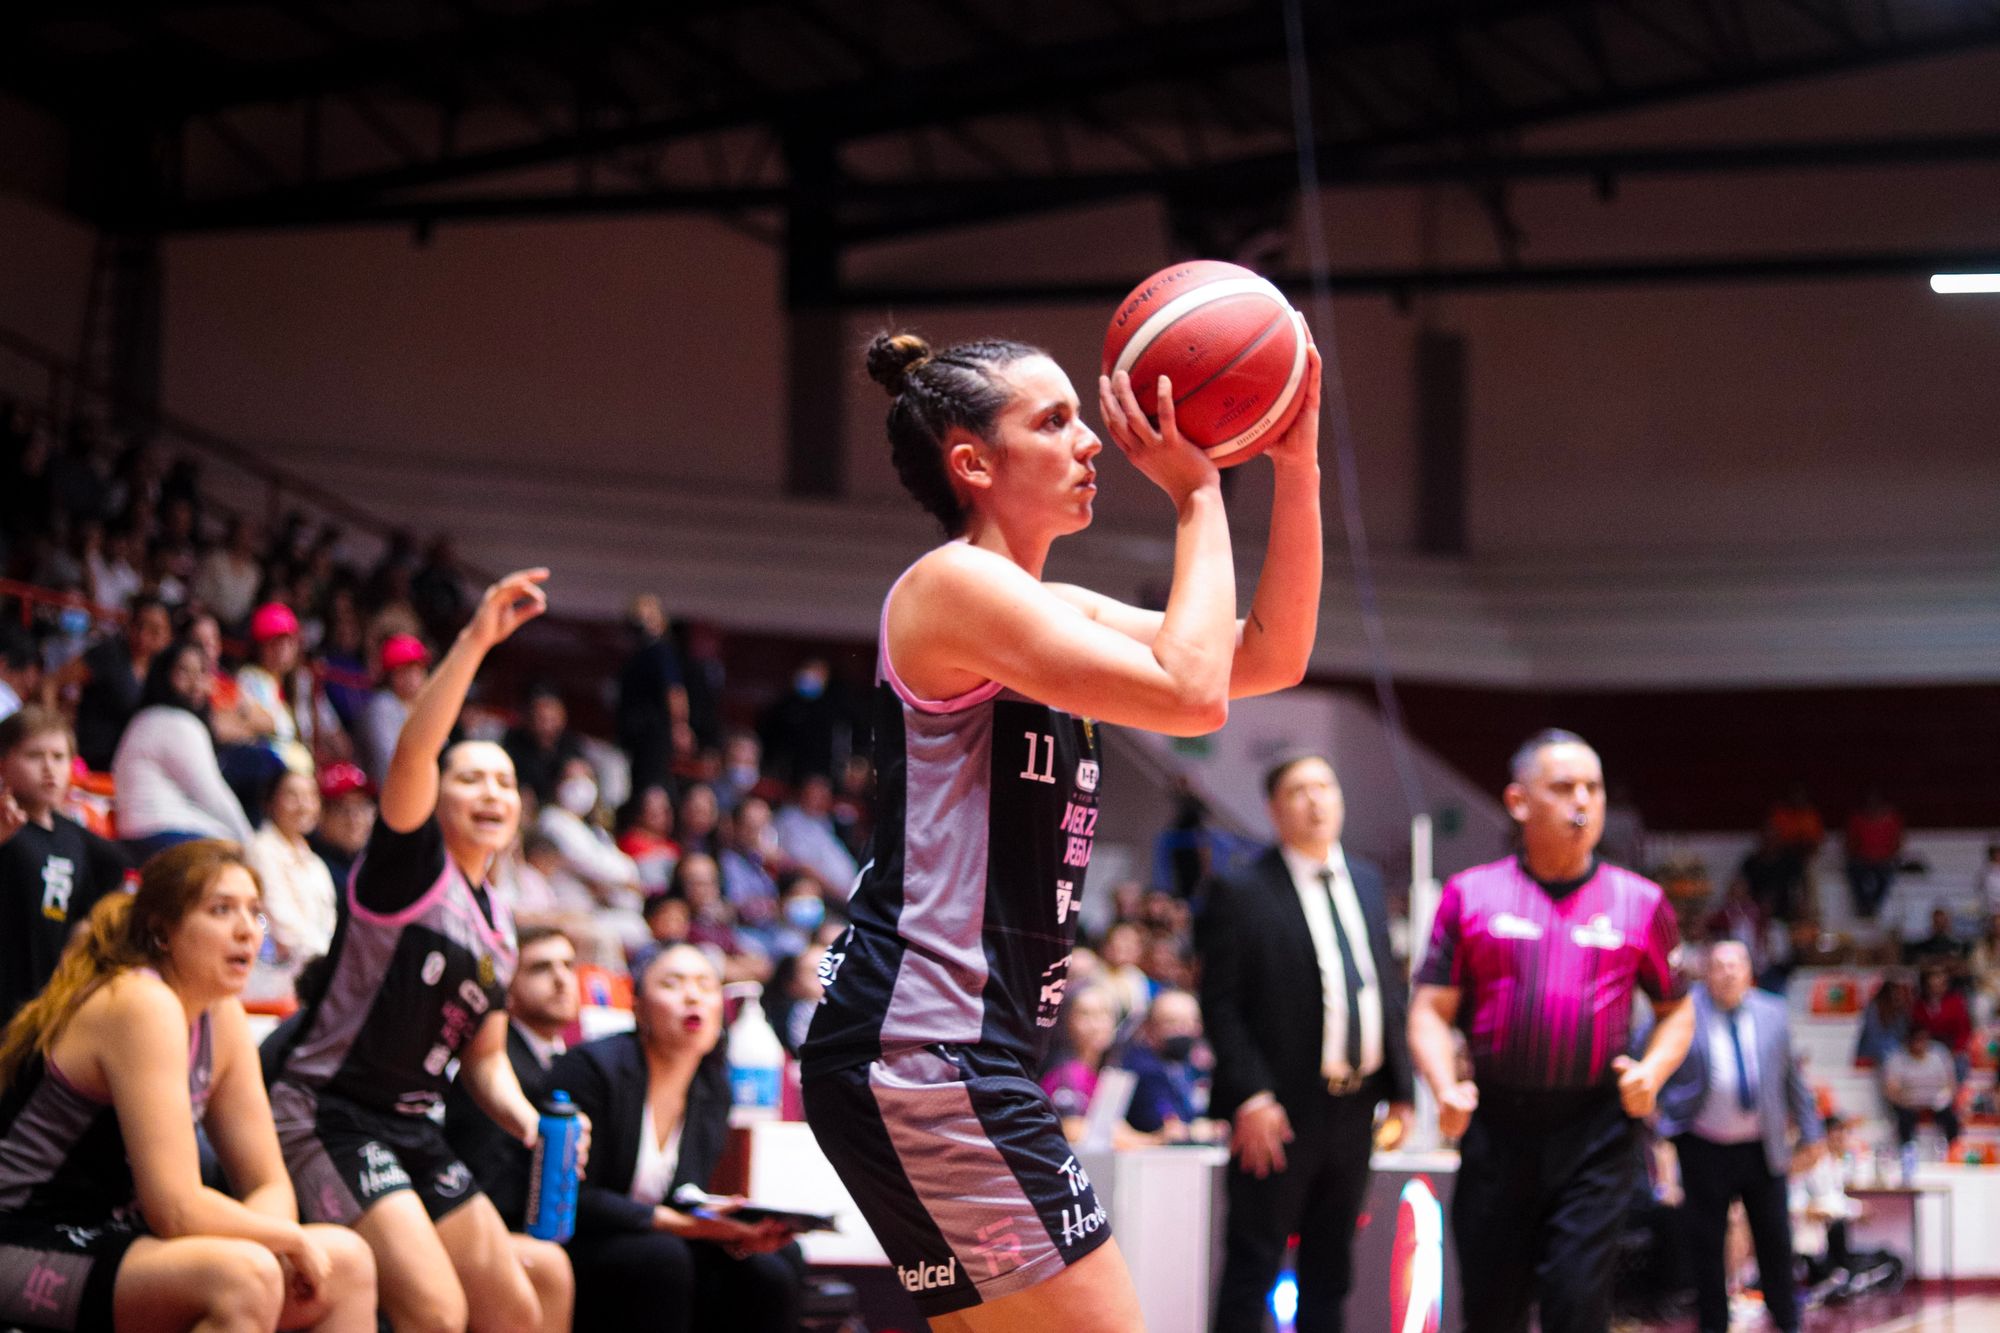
[4, 395, 1999, 1333]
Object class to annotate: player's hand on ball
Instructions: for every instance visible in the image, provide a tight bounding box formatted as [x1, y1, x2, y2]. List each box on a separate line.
[1098, 369, 1219, 504]
[1261, 340, 1322, 471]
[1612, 1055, 1662, 1119]
[1437, 1081, 1479, 1139]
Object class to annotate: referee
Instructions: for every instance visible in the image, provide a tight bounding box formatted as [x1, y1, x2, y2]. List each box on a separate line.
[1409, 729, 1693, 1333]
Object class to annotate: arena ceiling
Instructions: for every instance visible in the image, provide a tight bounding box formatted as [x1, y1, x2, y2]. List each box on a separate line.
[5, 0, 2000, 299]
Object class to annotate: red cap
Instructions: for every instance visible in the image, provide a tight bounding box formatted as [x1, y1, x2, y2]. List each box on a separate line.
[317, 762, 375, 801]
[249, 602, 300, 642]
[379, 633, 431, 672]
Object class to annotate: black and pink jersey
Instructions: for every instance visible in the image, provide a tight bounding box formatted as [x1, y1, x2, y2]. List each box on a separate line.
[273, 817, 515, 1117]
[801, 573, 1102, 1080]
[0, 1006, 213, 1225]
[1416, 856, 1685, 1091]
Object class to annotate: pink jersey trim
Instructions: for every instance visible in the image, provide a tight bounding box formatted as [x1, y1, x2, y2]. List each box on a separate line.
[346, 853, 513, 951]
[347, 864, 452, 928]
[42, 1055, 110, 1106]
[878, 556, 1005, 716]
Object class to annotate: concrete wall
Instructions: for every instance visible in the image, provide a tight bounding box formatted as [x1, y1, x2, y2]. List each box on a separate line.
[0, 93, 93, 397]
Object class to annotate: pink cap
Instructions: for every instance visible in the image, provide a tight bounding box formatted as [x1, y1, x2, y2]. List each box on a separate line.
[379, 633, 431, 672]
[317, 762, 375, 801]
[249, 602, 300, 642]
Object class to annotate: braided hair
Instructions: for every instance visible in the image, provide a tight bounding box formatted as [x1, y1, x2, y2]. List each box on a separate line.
[865, 332, 1043, 536]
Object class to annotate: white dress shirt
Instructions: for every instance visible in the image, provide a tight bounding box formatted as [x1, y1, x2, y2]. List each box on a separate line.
[629, 1101, 684, 1205]
[1280, 844, 1383, 1083]
[514, 1021, 565, 1071]
[1691, 1002, 1764, 1145]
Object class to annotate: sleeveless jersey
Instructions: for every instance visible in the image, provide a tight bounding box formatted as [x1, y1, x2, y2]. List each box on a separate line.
[275, 818, 516, 1117]
[0, 1009, 213, 1224]
[801, 576, 1103, 1079]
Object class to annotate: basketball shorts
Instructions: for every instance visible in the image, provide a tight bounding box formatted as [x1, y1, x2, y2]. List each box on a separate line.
[271, 1081, 483, 1226]
[802, 1043, 1114, 1317]
[0, 1215, 144, 1332]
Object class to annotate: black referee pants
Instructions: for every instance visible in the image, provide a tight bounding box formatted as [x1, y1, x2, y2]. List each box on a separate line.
[1451, 1087, 1638, 1333]
[1675, 1135, 1799, 1333]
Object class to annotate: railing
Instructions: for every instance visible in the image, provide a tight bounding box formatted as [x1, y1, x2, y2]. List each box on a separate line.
[0, 577, 123, 629]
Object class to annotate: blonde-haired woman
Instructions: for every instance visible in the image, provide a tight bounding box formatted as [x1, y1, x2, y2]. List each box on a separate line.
[0, 840, 375, 1333]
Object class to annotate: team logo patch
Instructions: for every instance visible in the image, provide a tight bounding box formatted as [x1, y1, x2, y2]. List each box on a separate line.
[817, 944, 847, 990]
[356, 1142, 411, 1200]
[1571, 914, 1625, 950]
[1490, 913, 1543, 941]
[1036, 955, 1070, 1029]
[420, 951, 446, 986]
[971, 1221, 1024, 1279]
[898, 1257, 960, 1293]
[1058, 1199, 1108, 1248]
[1076, 759, 1100, 793]
[434, 1161, 474, 1200]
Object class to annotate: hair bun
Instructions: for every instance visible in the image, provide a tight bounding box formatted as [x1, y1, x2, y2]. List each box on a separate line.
[865, 332, 932, 396]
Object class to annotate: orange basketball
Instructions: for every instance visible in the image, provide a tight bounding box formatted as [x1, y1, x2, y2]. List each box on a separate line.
[1102, 259, 1310, 467]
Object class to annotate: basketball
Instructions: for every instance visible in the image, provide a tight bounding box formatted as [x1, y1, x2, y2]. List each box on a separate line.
[1101, 259, 1311, 467]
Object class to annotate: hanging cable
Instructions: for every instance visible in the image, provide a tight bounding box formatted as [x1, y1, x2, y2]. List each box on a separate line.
[1280, 0, 1428, 818]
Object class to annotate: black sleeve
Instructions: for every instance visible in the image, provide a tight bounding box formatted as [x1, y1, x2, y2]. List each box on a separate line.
[1356, 862, 1416, 1104]
[1195, 874, 1277, 1119]
[550, 1046, 655, 1237]
[351, 816, 448, 915]
[76, 828, 131, 921]
[654, 641, 683, 690]
[0, 846, 36, 1023]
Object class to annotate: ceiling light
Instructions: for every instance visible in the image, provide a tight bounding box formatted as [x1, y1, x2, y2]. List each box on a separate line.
[1930, 273, 2000, 294]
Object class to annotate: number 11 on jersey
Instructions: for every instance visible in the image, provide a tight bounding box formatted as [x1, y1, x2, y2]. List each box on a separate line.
[1020, 731, 1057, 784]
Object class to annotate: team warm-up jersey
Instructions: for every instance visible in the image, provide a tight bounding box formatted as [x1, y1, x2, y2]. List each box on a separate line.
[274, 817, 515, 1116]
[0, 1010, 213, 1224]
[0, 818, 128, 1024]
[1416, 855, 1685, 1091]
[801, 611, 1102, 1080]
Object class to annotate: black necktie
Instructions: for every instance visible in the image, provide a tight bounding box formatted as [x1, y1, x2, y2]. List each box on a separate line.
[1319, 868, 1365, 1072]
[1726, 1011, 1756, 1111]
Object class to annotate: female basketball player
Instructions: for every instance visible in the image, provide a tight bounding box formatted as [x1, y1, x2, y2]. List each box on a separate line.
[0, 840, 377, 1333]
[266, 568, 576, 1333]
[802, 333, 1323, 1332]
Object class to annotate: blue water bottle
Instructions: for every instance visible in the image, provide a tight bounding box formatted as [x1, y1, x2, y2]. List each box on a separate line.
[526, 1092, 581, 1242]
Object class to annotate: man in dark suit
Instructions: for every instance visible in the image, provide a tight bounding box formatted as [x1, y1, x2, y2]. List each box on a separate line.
[444, 924, 581, 1226]
[1200, 753, 1414, 1333]
[1656, 940, 1824, 1333]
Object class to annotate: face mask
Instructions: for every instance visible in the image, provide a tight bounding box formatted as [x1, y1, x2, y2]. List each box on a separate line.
[555, 777, 598, 816]
[1158, 1034, 1197, 1063]
[785, 896, 825, 932]
[728, 764, 758, 788]
[59, 607, 91, 637]
[793, 671, 826, 700]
